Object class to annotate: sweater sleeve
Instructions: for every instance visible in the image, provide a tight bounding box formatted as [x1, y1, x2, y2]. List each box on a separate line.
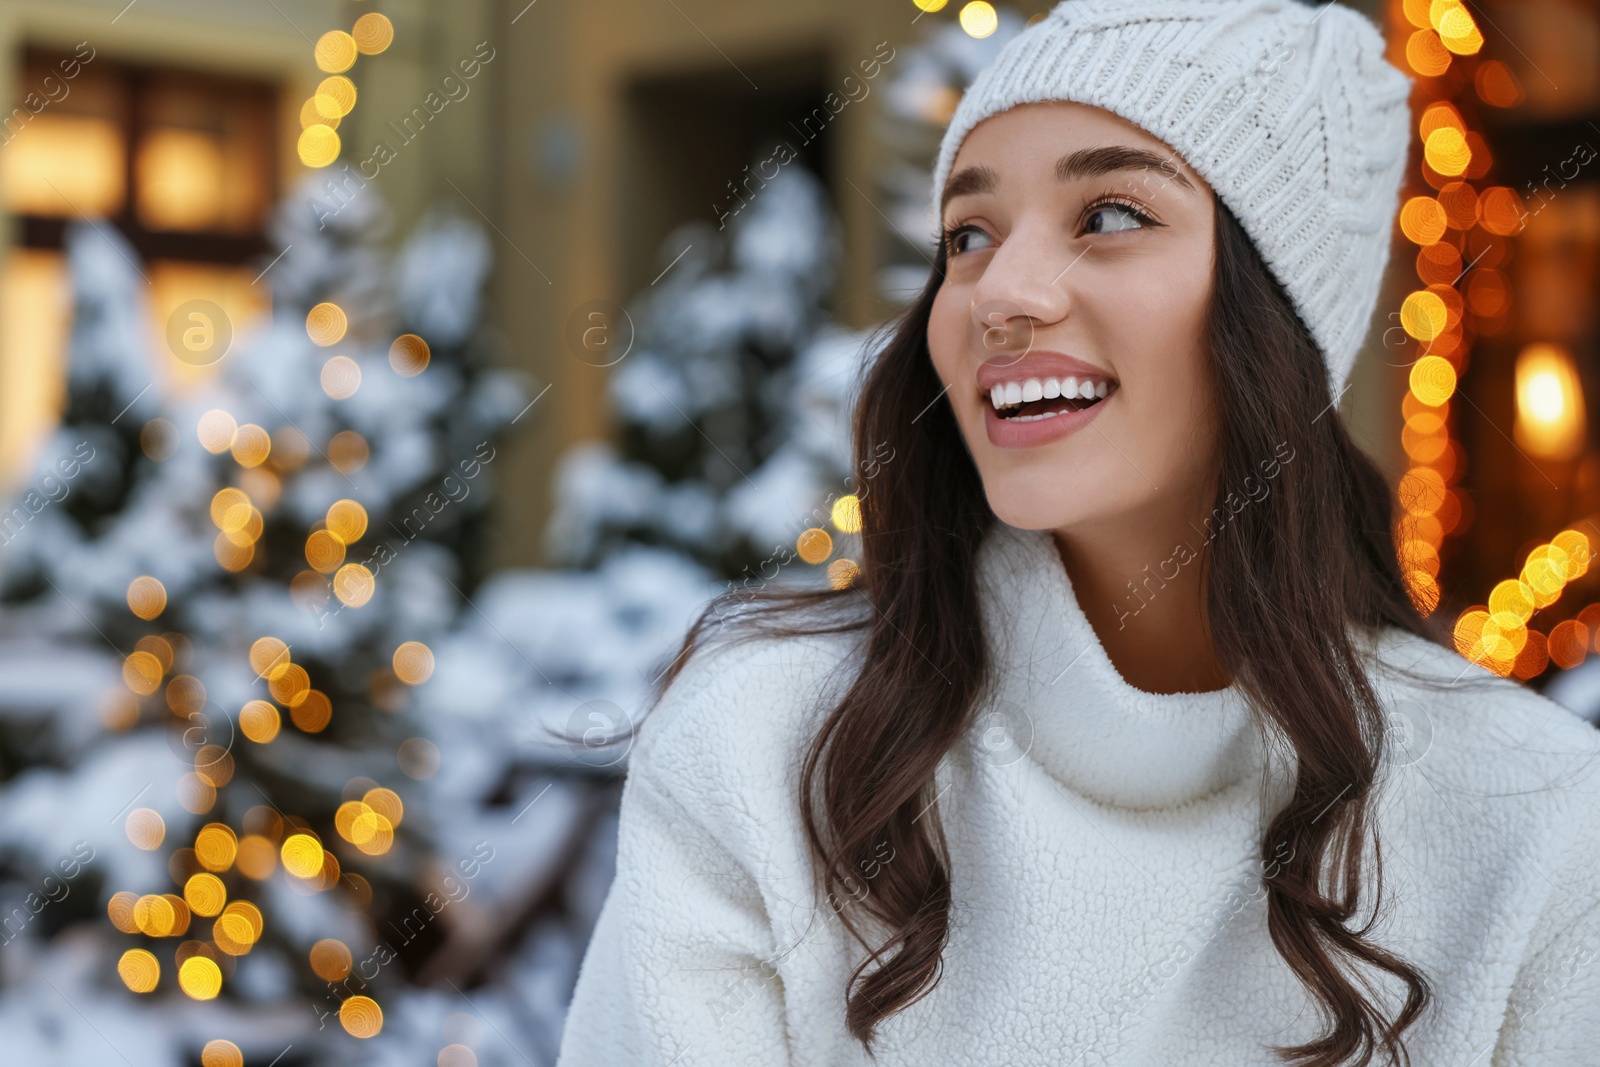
[1488, 745, 1600, 1066]
[554, 660, 796, 1066]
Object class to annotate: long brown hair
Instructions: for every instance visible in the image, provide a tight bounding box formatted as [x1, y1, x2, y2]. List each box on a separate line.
[616, 195, 1496, 1066]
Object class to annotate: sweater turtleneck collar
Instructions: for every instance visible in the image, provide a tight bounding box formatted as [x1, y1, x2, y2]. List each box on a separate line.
[973, 519, 1289, 811]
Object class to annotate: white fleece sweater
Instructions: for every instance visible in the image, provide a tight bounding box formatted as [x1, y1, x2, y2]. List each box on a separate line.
[554, 520, 1600, 1066]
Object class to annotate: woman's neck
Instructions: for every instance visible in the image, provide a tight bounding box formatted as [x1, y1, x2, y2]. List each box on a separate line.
[1051, 524, 1230, 696]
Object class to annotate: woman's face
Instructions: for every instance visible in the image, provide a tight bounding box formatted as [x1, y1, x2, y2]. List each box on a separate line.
[928, 101, 1221, 538]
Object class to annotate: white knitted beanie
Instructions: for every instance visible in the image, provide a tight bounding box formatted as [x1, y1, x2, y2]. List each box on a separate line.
[930, 0, 1414, 398]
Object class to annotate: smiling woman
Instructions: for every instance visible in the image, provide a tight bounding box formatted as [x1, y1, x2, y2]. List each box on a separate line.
[555, 3, 1600, 1066]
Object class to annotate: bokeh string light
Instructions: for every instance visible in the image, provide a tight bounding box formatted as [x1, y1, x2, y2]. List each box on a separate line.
[1390, 0, 1598, 679]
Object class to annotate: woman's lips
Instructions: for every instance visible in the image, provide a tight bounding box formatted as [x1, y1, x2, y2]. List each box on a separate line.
[981, 389, 1113, 449]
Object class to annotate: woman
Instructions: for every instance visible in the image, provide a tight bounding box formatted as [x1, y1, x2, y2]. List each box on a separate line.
[555, 2, 1600, 1064]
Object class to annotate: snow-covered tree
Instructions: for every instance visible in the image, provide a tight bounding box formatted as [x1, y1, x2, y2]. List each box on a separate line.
[0, 174, 607, 1065]
[543, 159, 869, 587]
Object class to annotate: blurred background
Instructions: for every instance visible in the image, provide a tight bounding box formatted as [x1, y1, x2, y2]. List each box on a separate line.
[0, 0, 1595, 1064]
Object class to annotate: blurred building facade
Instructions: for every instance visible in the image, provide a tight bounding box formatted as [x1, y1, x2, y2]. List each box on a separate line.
[6, 0, 1600, 682]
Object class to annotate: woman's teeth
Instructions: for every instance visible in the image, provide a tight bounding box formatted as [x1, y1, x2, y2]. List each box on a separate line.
[988, 376, 1116, 419]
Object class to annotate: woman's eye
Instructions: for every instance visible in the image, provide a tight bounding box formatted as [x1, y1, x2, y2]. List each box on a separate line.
[1084, 202, 1151, 234]
[944, 225, 991, 256]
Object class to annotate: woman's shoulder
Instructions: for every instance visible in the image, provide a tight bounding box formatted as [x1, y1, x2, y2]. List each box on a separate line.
[628, 625, 864, 809]
[1369, 626, 1600, 765]
[1366, 624, 1600, 857]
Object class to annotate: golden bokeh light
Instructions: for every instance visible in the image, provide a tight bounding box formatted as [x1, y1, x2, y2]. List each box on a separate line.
[328, 430, 371, 473]
[315, 30, 358, 73]
[321, 354, 362, 399]
[127, 576, 168, 620]
[108, 891, 141, 933]
[350, 809, 394, 855]
[123, 650, 165, 695]
[291, 689, 334, 733]
[335, 799, 371, 842]
[310, 938, 353, 981]
[306, 302, 349, 346]
[185, 872, 227, 917]
[269, 662, 312, 707]
[214, 910, 257, 955]
[341, 994, 384, 1038]
[1514, 342, 1586, 461]
[195, 823, 239, 871]
[1475, 60, 1523, 107]
[167, 674, 207, 715]
[1398, 196, 1447, 245]
[179, 954, 223, 1000]
[118, 948, 161, 993]
[364, 787, 404, 827]
[312, 848, 343, 892]
[1423, 126, 1470, 176]
[282, 833, 325, 878]
[1405, 28, 1451, 78]
[214, 532, 255, 572]
[201, 1040, 244, 1067]
[1399, 290, 1448, 342]
[959, 1, 998, 38]
[195, 744, 235, 788]
[250, 636, 292, 680]
[334, 563, 376, 607]
[393, 641, 435, 685]
[1550, 620, 1589, 670]
[134, 892, 177, 936]
[327, 499, 369, 543]
[220, 501, 263, 546]
[163, 893, 193, 937]
[225, 900, 264, 942]
[231, 423, 272, 468]
[797, 527, 832, 565]
[831, 495, 861, 534]
[352, 12, 395, 54]
[198, 409, 239, 453]
[300, 96, 339, 130]
[389, 333, 430, 376]
[137, 634, 176, 673]
[1553, 530, 1592, 577]
[236, 834, 279, 879]
[240, 699, 281, 743]
[210, 488, 250, 528]
[306, 529, 348, 573]
[317, 75, 358, 116]
[827, 558, 860, 589]
[126, 807, 166, 850]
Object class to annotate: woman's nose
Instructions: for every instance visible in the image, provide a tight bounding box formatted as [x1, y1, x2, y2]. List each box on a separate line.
[967, 225, 1077, 356]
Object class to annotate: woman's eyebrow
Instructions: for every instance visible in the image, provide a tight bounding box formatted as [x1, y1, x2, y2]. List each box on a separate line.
[940, 144, 1195, 215]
